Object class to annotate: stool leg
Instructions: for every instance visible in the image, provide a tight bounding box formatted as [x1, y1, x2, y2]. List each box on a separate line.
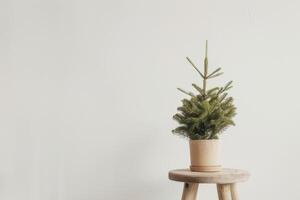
[217, 184, 223, 200]
[217, 184, 231, 200]
[230, 183, 239, 200]
[181, 183, 198, 200]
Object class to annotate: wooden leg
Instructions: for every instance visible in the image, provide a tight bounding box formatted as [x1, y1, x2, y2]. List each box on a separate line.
[217, 184, 223, 200]
[181, 182, 198, 200]
[217, 184, 231, 200]
[230, 183, 239, 200]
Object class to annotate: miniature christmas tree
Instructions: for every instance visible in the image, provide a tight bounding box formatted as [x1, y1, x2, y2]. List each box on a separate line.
[172, 41, 236, 140]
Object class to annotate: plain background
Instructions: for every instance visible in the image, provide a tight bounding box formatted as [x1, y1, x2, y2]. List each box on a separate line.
[1, 0, 300, 199]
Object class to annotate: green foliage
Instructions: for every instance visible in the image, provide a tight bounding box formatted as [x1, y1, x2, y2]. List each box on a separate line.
[172, 41, 236, 140]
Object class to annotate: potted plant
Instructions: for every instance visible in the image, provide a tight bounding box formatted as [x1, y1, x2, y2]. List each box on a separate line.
[172, 41, 236, 172]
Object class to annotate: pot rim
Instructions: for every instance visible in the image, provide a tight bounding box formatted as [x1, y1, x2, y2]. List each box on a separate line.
[189, 139, 219, 140]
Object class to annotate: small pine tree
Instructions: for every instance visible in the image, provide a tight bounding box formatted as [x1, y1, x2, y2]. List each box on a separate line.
[172, 41, 236, 140]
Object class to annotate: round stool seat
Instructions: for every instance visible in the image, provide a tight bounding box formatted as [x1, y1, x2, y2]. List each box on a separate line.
[169, 168, 250, 184]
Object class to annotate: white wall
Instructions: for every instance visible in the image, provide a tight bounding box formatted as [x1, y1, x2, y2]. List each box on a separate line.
[1, 0, 300, 199]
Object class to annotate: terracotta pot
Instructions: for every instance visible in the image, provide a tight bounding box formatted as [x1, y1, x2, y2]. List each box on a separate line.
[189, 139, 221, 172]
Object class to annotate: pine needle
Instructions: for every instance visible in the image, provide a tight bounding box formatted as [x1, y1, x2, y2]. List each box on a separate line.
[177, 88, 195, 97]
[186, 57, 205, 78]
[208, 67, 222, 78]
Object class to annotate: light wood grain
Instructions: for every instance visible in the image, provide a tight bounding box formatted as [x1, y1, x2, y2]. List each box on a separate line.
[217, 184, 231, 200]
[181, 183, 198, 200]
[230, 183, 239, 200]
[217, 184, 223, 200]
[169, 168, 250, 184]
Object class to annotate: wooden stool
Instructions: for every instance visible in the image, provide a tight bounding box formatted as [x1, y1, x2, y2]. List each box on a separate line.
[169, 168, 250, 200]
